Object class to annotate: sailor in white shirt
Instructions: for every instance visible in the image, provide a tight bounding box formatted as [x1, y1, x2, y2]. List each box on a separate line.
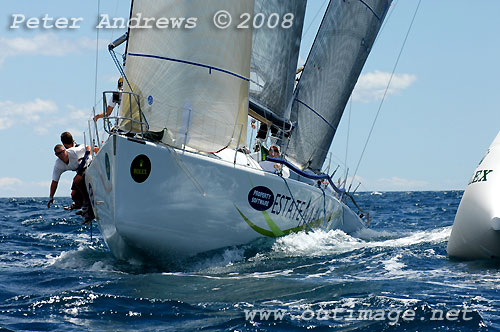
[47, 144, 90, 208]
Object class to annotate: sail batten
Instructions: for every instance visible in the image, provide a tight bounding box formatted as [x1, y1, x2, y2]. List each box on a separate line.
[294, 98, 337, 132]
[127, 52, 251, 82]
[286, 0, 392, 171]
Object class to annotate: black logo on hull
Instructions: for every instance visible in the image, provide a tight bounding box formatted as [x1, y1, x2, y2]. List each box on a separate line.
[248, 186, 274, 211]
[130, 154, 151, 183]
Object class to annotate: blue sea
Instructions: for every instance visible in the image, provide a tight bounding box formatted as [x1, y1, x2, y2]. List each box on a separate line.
[1, 191, 499, 331]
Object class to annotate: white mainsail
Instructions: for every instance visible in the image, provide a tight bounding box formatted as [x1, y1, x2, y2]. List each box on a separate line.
[120, 0, 254, 152]
[286, 0, 392, 171]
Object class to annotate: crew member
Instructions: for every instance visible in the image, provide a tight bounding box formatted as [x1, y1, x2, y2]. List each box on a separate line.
[259, 145, 290, 177]
[94, 77, 123, 121]
[47, 144, 94, 224]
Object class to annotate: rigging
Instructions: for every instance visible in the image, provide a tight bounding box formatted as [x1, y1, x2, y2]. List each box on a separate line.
[350, 0, 422, 190]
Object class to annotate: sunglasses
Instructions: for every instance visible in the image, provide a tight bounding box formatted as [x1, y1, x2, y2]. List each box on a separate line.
[55, 149, 66, 156]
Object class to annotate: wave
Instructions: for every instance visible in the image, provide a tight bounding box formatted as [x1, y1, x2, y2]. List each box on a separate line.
[47, 245, 119, 273]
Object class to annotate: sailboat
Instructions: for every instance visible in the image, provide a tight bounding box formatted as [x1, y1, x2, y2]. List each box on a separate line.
[85, 0, 392, 262]
[447, 131, 500, 259]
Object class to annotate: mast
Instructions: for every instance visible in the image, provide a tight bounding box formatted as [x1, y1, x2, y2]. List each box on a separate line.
[123, 0, 134, 63]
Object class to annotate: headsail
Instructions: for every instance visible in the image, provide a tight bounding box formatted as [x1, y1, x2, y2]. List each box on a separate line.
[286, 0, 392, 171]
[249, 0, 307, 128]
[120, 0, 254, 152]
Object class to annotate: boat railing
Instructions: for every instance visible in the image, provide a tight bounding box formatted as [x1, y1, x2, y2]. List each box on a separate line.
[266, 156, 371, 224]
[101, 91, 150, 136]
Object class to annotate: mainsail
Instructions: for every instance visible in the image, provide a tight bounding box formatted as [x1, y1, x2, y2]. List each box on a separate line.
[120, 0, 254, 152]
[249, 0, 306, 126]
[286, 0, 392, 171]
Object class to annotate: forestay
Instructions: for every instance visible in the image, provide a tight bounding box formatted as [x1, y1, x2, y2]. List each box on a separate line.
[249, 0, 306, 125]
[120, 0, 254, 152]
[286, 0, 392, 171]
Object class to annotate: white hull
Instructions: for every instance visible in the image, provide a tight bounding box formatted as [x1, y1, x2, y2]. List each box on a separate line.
[85, 135, 366, 262]
[447, 131, 500, 259]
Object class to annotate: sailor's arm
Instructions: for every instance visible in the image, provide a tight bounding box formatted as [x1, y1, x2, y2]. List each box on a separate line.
[105, 104, 114, 117]
[83, 144, 99, 154]
[94, 105, 114, 121]
[48, 180, 58, 208]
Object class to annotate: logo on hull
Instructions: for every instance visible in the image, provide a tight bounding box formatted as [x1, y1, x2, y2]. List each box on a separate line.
[130, 154, 151, 183]
[240, 185, 342, 237]
[248, 186, 274, 211]
[468, 169, 493, 185]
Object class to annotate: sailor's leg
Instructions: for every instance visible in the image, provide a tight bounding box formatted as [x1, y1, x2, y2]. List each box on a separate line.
[73, 174, 94, 224]
[73, 174, 87, 200]
[70, 188, 83, 209]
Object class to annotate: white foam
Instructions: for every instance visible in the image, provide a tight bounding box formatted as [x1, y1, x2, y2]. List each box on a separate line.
[47, 246, 117, 272]
[21, 217, 44, 225]
[376, 295, 420, 306]
[353, 227, 395, 241]
[30, 231, 92, 247]
[381, 253, 407, 276]
[270, 226, 452, 258]
[372, 226, 451, 249]
[272, 229, 365, 257]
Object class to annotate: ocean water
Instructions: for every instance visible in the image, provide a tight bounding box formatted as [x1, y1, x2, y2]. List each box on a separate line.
[0, 191, 499, 331]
